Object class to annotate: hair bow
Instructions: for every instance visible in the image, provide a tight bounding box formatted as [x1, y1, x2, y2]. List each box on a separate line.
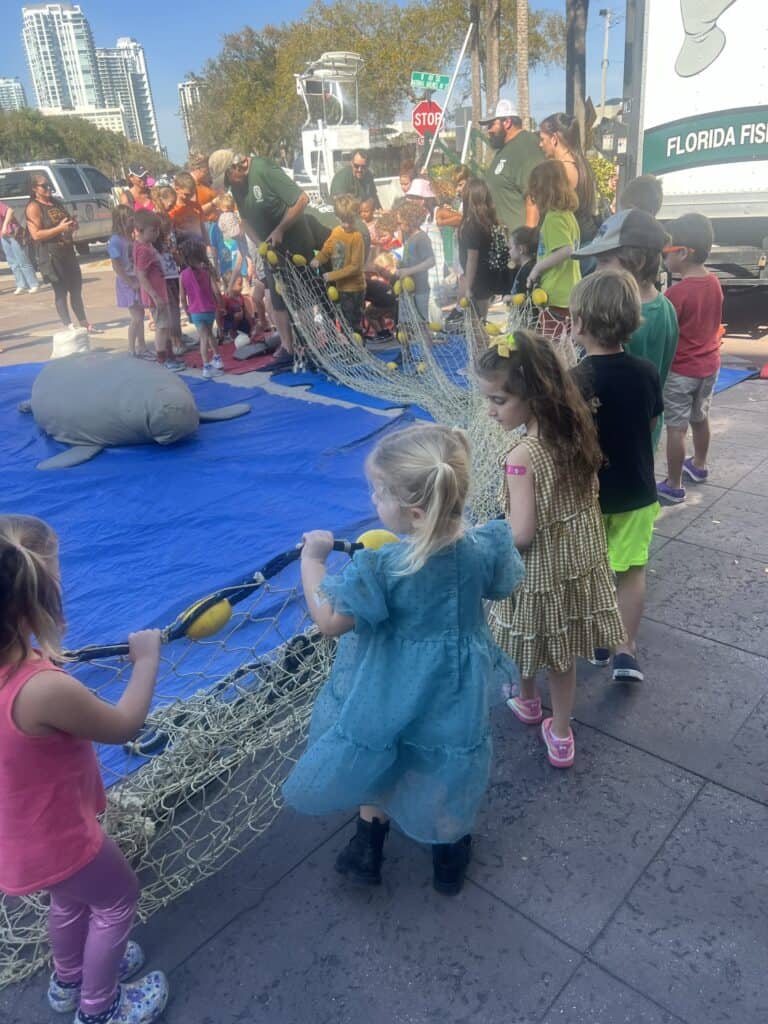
[492, 333, 518, 358]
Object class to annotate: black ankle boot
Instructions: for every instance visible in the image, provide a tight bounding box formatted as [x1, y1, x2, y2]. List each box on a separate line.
[335, 815, 390, 885]
[432, 834, 472, 894]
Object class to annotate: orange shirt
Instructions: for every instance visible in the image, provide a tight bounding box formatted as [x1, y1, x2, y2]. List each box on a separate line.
[196, 184, 219, 222]
[170, 200, 205, 235]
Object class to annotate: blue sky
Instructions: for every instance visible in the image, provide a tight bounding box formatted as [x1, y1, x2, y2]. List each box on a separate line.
[6, 1, 626, 164]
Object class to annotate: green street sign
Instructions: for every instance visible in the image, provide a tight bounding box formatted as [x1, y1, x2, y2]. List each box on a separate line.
[411, 71, 450, 91]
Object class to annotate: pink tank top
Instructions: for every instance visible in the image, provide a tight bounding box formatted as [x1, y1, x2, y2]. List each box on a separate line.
[0, 658, 106, 895]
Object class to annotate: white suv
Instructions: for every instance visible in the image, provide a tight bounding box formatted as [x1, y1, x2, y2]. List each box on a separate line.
[0, 158, 115, 253]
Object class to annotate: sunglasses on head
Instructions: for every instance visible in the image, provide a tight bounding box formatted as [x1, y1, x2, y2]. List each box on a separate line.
[662, 245, 691, 254]
[34, 181, 53, 190]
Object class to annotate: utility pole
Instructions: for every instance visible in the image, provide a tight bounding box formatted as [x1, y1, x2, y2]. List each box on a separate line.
[598, 8, 619, 121]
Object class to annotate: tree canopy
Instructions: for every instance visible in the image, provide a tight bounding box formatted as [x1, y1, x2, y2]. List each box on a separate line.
[0, 109, 176, 180]
[189, 0, 565, 158]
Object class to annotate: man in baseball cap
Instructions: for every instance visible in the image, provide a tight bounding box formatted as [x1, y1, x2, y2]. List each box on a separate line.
[480, 99, 542, 232]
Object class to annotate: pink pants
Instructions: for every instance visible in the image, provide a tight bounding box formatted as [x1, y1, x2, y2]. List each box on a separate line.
[48, 834, 139, 1015]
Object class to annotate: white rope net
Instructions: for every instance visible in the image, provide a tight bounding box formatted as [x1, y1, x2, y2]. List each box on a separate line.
[1, 258, 582, 990]
[0, 571, 336, 989]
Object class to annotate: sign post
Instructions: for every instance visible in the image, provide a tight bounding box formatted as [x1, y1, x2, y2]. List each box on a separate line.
[412, 100, 443, 139]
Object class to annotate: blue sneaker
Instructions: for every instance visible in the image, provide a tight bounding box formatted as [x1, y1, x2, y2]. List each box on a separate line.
[48, 941, 146, 1013]
[682, 457, 708, 483]
[657, 479, 686, 504]
[612, 653, 644, 682]
[589, 647, 611, 666]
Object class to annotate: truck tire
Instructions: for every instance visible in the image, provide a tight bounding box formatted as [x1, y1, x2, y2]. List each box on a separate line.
[75, 242, 90, 256]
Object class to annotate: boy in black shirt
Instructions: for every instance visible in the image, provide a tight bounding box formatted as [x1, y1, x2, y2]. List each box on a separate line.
[571, 269, 663, 683]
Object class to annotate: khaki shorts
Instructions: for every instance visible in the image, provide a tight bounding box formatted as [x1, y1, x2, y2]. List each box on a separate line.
[152, 301, 172, 331]
[663, 370, 717, 428]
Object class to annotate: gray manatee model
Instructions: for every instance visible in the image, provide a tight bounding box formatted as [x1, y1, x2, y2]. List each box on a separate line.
[676, 0, 738, 77]
[20, 353, 250, 470]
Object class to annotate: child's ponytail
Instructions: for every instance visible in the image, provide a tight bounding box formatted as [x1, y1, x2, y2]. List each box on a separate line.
[476, 330, 603, 489]
[368, 425, 470, 574]
[0, 516, 64, 669]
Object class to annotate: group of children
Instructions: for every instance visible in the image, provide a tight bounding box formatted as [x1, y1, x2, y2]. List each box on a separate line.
[0, 167, 727, 1023]
[109, 175, 270, 381]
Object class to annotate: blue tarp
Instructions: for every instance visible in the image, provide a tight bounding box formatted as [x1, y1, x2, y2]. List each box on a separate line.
[2, 363, 414, 781]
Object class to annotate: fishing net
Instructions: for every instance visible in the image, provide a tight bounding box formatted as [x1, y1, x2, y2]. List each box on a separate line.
[0, 562, 337, 989]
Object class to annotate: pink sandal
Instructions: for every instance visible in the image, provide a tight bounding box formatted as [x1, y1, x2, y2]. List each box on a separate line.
[506, 695, 543, 724]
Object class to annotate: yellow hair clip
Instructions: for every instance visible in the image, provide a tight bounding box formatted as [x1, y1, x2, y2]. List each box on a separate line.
[493, 333, 517, 358]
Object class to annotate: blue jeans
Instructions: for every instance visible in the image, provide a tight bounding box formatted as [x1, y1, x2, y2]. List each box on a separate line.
[1, 235, 37, 290]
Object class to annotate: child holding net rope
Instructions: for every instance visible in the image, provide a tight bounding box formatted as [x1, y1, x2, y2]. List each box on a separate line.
[477, 332, 624, 768]
[283, 424, 524, 894]
[0, 515, 168, 1024]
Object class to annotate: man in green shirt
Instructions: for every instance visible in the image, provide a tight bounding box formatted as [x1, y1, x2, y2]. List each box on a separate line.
[210, 149, 324, 372]
[480, 99, 543, 233]
[329, 150, 380, 209]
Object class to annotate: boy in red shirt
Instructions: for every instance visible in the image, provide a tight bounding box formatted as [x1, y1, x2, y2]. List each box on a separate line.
[657, 214, 724, 504]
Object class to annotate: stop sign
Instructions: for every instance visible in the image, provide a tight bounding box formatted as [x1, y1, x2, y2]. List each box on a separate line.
[412, 100, 443, 138]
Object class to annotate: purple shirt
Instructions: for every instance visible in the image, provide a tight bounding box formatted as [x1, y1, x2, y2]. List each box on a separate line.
[107, 234, 140, 307]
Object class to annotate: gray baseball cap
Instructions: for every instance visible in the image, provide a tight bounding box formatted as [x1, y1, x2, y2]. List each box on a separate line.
[574, 209, 668, 258]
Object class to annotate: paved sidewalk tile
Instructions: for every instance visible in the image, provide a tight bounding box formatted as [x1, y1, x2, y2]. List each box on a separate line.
[540, 961, 682, 1023]
[592, 784, 768, 1024]
[469, 716, 701, 950]
[574, 621, 768, 804]
[645, 540, 768, 657]
[164, 828, 579, 1024]
[674, 489, 768, 561]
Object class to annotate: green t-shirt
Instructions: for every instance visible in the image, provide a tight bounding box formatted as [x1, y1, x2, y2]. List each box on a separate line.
[626, 292, 680, 449]
[538, 210, 581, 308]
[484, 131, 543, 232]
[232, 157, 316, 259]
[329, 165, 380, 207]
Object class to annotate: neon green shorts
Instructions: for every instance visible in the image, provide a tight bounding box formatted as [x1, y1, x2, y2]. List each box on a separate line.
[602, 502, 659, 572]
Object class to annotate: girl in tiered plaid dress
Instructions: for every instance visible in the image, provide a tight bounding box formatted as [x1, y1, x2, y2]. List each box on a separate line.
[477, 330, 624, 768]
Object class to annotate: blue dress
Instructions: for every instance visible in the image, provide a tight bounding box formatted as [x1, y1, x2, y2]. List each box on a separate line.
[283, 520, 524, 844]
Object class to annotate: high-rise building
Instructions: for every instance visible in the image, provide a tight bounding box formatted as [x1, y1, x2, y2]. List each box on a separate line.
[0, 78, 28, 111]
[178, 79, 201, 152]
[97, 38, 161, 151]
[22, 3, 103, 110]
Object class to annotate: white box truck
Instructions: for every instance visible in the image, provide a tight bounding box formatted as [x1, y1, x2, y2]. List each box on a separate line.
[622, 0, 768, 331]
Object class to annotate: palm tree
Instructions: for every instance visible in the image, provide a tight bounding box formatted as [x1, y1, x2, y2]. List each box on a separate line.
[516, 0, 530, 129]
[566, 0, 589, 140]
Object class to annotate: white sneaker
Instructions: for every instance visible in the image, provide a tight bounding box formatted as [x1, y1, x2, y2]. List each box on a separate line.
[202, 363, 222, 379]
[211, 354, 223, 370]
[13, 287, 24, 295]
[28, 286, 40, 294]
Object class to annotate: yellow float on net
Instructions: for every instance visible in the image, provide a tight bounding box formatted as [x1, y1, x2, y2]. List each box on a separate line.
[352, 332, 363, 344]
[416, 361, 427, 373]
[485, 323, 501, 336]
[402, 275, 415, 292]
[327, 286, 340, 302]
[258, 242, 269, 256]
[292, 253, 307, 267]
[266, 249, 279, 266]
[511, 293, 526, 306]
[274, 281, 283, 296]
[531, 287, 548, 306]
[393, 280, 402, 297]
[458, 297, 469, 308]
[396, 329, 408, 343]
[385, 361, 398, 371]
[428, 321, 443, 332]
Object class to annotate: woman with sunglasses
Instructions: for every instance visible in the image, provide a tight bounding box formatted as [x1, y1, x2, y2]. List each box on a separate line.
[25, 175, 99, 333]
